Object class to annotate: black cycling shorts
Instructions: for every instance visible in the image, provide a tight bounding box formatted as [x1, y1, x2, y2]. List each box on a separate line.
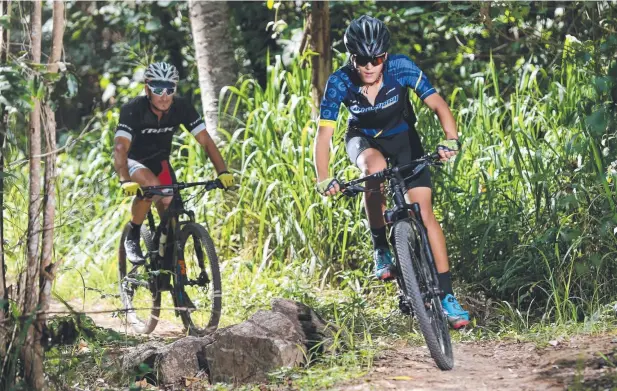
[345, 129, 432, 189]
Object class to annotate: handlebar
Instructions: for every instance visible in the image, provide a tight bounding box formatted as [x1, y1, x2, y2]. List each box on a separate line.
[140, 179, 224, 197]
[338, 152, 443, 198]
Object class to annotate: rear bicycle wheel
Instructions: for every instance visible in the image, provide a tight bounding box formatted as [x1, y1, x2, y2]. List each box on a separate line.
[393, 219, 454, 370]
[118, 223, 161, 334]
[174, 222, 221, 336]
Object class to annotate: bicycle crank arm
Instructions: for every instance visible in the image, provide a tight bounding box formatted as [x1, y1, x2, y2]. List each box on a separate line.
[122, 277, 149, 288]
[185, 271, 210, 287]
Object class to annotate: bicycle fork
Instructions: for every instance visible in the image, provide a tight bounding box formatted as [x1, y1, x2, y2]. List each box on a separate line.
[409, 204, 444, 300]
[385, 193, 444, 301]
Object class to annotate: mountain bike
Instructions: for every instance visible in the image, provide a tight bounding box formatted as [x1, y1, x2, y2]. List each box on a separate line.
[118, 179, 223, 336]
[339, 151, 454, 370]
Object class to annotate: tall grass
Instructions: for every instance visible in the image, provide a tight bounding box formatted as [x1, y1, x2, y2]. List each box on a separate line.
[437, 54, 617, 322]
[206, 50, 617, 325]
[4, 42, 616, 331]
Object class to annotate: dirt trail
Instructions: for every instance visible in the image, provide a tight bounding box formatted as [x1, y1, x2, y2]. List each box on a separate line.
[49, 300, 185, 339]
[336, 334, 617, 391]
[50, 300, 617, 390]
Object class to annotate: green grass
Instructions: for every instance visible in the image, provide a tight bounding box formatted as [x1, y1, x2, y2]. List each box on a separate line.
[3, 35, 617, 389]
[3, 43, 609, 323]
[4, 39, 615, 329]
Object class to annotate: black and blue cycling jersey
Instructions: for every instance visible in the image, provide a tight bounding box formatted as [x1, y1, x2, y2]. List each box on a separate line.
[319, 54, 436, 138]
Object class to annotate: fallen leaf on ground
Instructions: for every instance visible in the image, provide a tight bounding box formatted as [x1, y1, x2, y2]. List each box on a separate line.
[77, 339, 90, 353]
[185, 377, 201, 386]
[390, 376, 413, 380]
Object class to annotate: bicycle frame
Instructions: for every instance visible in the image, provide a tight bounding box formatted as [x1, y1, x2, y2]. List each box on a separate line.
[340, 153, 444, 296]
[140, 180, 222, 287]
[337, 151, 456, 369]
[341, 153, 440, 223]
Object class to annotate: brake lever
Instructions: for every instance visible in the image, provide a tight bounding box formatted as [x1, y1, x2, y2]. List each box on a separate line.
[335, 193, 347, 203]
[336, 188, 352, 201]
[427, 152, 445, 167]
[334, 184, 365, 201]
[334, 188, 350, 203]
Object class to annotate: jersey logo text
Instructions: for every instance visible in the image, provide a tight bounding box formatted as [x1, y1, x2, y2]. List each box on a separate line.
[349, 95, 399, 114]
[141, 127, 174, 134]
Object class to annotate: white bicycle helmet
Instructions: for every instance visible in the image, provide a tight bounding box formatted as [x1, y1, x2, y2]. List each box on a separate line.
[144, 62, 179, 84]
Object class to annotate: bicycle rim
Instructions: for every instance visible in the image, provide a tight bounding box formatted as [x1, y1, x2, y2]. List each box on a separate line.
[394, 219, 454, 370]
[118, 223, 161, 334]
[175, 222, 222, 336]
[409, 219, 454, 367]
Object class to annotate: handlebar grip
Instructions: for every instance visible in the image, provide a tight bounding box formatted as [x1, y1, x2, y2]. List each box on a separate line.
[212, 179, 224, 190]
[340, 184, 366, 197]
[351, 184, 366, 192]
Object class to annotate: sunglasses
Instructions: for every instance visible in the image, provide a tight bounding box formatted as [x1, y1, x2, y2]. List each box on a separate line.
[353, 53, 386, 67]
[148, 84, 176, 96]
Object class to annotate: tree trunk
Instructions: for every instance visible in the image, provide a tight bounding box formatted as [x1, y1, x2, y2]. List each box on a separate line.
[0, 0, 8, 352]
[1, 0, 10, 60]
[310, 1, 332, 117]
[0, 125, 6, 360]
[22, 1, 44, 389]
[39, 0, 64, 352]
[188, 0, 238, 142]
[0, 1, 4, 59]
[0, 0, 8, 360]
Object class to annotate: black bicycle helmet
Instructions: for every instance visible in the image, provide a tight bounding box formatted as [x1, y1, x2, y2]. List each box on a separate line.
[344, 15, 390, 57]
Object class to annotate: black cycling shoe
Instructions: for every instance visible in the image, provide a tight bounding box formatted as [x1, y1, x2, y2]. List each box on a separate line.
[124, 235, 146, 266]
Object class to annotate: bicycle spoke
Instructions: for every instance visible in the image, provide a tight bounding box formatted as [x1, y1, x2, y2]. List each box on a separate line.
[118, 223, 161, 334]
[394, 219, 454, 370]
[175, 222, 221, 336]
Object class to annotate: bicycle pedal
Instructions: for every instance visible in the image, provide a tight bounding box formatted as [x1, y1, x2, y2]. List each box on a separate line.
[398, 295, 414, 317]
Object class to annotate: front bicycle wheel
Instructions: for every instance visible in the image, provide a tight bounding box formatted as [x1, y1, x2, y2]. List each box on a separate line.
[174, 222, 222, 336]
[118, 223, 161, 334]
[393, 219, 454, 370]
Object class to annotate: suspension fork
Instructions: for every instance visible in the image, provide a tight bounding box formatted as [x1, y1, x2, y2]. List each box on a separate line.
[147, 212, 156, 233]
[410, 203, 443, 296]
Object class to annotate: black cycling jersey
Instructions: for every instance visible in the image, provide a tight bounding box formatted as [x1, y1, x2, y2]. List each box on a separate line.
[114, 96, 206, 163]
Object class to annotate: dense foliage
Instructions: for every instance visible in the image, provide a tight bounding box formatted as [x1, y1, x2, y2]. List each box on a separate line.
[2, 0, 617, 337]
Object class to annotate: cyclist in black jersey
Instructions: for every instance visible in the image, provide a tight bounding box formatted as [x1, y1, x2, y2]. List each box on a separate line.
[113, 62, 234, 265]
[314, 16, 469, 329]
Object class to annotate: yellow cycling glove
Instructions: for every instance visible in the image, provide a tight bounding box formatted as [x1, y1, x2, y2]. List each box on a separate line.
[217, 171, 234, 189]
[121, 181, 142, 197]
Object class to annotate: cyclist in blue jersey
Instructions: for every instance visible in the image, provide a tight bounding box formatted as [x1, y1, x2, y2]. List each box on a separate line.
[313, 15, 469, 329]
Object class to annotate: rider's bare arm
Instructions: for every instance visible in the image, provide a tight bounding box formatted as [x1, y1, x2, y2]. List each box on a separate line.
[313, 124, 341, 196]
[424, 94, 458, 160]
[194, 130, 228, 174]
[113, 136, 131, 182]
[314, 125, 334, 182]
[424, 94, 458, 140]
